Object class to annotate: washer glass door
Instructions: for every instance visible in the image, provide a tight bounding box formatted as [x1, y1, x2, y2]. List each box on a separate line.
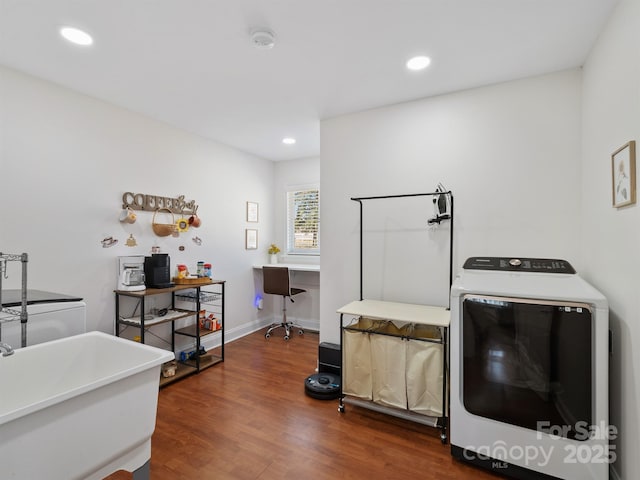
[462, 295, 592, 440]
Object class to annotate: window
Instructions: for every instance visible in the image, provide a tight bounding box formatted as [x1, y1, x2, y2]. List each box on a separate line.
[286, 187, 320, 255]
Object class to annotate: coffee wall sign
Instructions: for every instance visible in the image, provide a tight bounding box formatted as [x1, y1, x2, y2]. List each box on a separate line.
[122, 192, 199, 215]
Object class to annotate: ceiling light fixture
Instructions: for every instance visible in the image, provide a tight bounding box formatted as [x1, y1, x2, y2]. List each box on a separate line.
[406, 55, 431, 71]
[282, 137, 296, 145]
[251, 29, 276, 49]
[60, 26, 93, 46]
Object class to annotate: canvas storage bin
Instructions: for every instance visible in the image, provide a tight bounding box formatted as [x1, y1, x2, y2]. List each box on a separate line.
[343, 318, 445, 417]
[342, 317, 384, 400]
[406, 323, 443, 416]
[370, 321, 409, 409]
[406, 344, 443, 416]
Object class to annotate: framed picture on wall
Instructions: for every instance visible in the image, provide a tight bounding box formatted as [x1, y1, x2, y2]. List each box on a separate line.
[612, 140, 636, 208]
[245, 229, 258, 249]
[246, 201, 259, 222]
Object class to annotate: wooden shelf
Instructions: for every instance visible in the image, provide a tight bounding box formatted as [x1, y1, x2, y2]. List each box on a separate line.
[159, 354, 223, 387]
[159, 362, 197, 387]
[182, 352, 223, 371]
[118, 309, 194, 327]
[175, 324, 222, 338]
[172, 277, 213, 286]
[115, 280, 225, 298]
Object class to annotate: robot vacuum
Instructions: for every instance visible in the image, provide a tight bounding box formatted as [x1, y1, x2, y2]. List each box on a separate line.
[304, 373, 341, 400]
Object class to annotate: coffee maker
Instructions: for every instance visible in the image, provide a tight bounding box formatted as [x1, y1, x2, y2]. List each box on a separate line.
[117, 256, 146, 292]
[144, 254, 174, 288]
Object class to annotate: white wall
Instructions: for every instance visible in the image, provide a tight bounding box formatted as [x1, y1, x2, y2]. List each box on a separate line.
[0, 65, 275, 349]
[320, 69, 583, 345]
[581, 0, 640, 477]
[257, 156, 320, 331]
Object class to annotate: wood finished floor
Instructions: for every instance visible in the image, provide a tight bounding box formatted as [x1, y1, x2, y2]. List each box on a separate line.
[105, 329, 502, 480]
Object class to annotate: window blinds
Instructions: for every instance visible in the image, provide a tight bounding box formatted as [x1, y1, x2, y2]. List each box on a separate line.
[287, 188, 320, 254]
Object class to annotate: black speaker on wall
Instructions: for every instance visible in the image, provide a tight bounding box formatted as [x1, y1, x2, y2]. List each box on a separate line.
[318, 342, 341, 375]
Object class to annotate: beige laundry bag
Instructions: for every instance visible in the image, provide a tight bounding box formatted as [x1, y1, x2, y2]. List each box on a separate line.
[406, 324, 444, 417]
[370, 321, 408, 409]
[342, 317, 381, 400]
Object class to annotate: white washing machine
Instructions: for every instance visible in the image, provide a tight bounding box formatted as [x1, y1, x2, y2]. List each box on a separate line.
[450, 257, 609, 480]
[0, 290, 86, 348]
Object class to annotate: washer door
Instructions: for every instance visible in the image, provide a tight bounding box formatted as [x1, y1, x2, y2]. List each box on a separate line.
[461, 295, 592, 440]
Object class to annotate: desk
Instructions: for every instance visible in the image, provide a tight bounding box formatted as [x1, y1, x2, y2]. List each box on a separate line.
[253, 263, 320, 331]
[253, 263, 320, 272]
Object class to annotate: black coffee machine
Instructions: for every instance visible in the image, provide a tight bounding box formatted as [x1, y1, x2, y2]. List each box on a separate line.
[144, 254, 174, 288]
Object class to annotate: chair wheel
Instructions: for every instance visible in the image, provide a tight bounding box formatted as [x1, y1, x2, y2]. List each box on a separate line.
[265, 333, 270, 339]
[284, 335, 290, 341]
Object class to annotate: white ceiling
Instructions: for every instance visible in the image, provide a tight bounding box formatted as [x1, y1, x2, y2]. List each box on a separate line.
[0, 0, 618, 161]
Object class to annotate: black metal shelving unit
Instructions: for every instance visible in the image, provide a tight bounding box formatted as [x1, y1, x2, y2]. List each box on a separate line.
[115, 280, 225, 386]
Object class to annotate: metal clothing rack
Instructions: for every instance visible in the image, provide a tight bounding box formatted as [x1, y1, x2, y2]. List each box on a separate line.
[350, 190, 454, 302]
[338, 190, 454, 443]
[0, 253, 29, 347]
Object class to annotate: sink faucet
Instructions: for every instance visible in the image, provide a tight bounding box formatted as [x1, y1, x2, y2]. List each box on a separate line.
[0, 342, 14, 357]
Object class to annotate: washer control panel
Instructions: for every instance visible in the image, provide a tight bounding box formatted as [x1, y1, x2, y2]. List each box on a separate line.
[463, 257, 576, 274]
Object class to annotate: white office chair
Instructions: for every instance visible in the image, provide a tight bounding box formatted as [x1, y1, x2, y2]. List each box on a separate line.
[263, 266, 305, 340]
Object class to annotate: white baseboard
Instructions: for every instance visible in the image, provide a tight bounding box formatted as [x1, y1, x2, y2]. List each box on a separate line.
[246, 315, 319, 334]
[173, 316, 319, 355]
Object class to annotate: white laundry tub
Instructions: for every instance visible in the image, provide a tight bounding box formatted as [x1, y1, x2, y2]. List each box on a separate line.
[0, 331, 174, 480]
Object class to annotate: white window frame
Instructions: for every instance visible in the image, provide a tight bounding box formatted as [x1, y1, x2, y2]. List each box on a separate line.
[286, 185, 320, 256]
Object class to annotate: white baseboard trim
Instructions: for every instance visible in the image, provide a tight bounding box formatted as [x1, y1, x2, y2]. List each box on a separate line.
[173, 316, 319, 355]
[246, 315, 319, 334]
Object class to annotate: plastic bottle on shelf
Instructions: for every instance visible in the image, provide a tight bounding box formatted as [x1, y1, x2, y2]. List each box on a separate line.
[177, 264, 187, 279]
[197, 261, 205, 277]
[204, 263, 212, 278]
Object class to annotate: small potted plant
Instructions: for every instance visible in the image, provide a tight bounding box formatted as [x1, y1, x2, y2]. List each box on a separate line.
[268, 244, 281, 264]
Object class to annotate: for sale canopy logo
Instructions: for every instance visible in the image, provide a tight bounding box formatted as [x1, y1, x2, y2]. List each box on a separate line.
[463, 422, 617, 467]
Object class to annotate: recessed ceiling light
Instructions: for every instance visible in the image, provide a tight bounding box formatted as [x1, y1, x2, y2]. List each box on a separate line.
[282, 137, 296, 145]
[406, 55, 431, 71]
[60, 26, 93, 46]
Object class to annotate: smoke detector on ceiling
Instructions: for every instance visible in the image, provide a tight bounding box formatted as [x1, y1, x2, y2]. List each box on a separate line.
[251, 29, 276, 49]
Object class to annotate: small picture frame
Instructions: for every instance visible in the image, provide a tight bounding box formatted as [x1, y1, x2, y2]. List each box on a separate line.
[246, 201, 259, 222]
[612, 141, 636, 208]
[245, 229, 258, 250]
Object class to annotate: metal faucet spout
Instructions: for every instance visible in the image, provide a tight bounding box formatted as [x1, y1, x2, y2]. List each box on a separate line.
[0, 342, 14, 356]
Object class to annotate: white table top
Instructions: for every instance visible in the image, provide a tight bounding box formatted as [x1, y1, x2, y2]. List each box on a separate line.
[337, 299, 450, 327]
[253, 263, 320, 272]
